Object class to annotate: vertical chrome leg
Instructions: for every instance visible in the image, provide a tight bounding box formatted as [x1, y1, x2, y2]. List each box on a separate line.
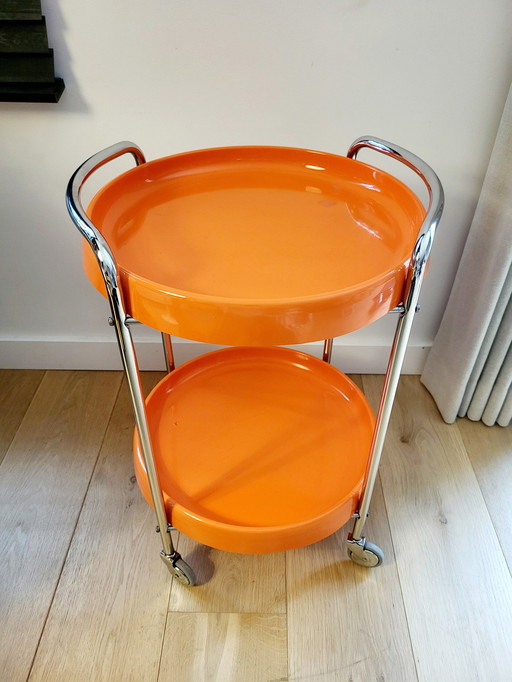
[108, 291, 176, 557]
[67, 141, 196, 584]
[109, 297, 196, 582]
[349, 276, 423, 546]
[161, 333, 175, 373]
[109, 298, 196, 585]
[345, 135, 444, 567]
[323, 338, 334, 363]
[109, 294, 196, 583]
[346, 303, 418, 568]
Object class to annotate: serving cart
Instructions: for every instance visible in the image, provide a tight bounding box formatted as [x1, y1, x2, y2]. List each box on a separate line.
[66, 137, 443, 585]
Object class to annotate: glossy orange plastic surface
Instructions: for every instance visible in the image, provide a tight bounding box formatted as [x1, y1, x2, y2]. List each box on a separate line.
[84, 146, 425, 345]
[133, 347, 375, 553]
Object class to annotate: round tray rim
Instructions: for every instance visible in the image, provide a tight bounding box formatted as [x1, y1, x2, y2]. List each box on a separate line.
[87, 144, 423, 308]
[133, 346, 375, 552]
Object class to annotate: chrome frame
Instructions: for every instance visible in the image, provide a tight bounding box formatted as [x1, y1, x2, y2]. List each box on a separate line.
[66, 142, 183, 573]
[323, 338, 334, 363]
[161, 333, 175, 373]
[344, 137, 444, 554]
[66, 136, 443, 571]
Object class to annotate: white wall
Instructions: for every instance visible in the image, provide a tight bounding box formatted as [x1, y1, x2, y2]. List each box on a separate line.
[1, 0, 511, 372]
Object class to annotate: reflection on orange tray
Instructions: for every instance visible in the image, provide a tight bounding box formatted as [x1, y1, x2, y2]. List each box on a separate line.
[84, 146, 425, 345]
[134, 347, 375, 553]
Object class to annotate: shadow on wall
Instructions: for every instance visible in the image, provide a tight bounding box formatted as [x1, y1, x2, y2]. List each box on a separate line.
[42, 0, 89, 112]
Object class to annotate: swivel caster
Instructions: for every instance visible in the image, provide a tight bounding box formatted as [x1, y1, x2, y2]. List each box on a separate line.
[346, 537, 384, 567]
[160, 550, 197, 585]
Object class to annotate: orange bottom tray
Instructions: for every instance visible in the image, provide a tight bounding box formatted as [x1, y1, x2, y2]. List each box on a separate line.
[134, 347, 375, 553]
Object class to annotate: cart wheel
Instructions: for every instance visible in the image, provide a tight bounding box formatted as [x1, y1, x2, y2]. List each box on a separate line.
[347, 541, 384, 568]
[171, 557, 197, 586]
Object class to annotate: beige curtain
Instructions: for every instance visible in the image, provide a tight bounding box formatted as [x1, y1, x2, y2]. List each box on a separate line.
[421, 83, 512, 427]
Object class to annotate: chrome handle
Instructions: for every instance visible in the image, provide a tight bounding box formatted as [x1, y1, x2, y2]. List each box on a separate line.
[346, 139, 443, 542]
[347, 136, 444, 311]
[66, 143, 178, 555]
[65, 141, 146, 295]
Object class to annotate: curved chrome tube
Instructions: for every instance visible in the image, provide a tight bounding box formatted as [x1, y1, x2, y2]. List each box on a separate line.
[66, 141, 145, 238]
[347, 137, 444, 546]
[347, 136, 444, 308]
[66, 142, 178, 561]
[66, 142, 146, 299]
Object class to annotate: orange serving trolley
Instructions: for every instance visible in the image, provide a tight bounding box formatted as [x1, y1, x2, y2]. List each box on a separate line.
[67, 138, 443, 585]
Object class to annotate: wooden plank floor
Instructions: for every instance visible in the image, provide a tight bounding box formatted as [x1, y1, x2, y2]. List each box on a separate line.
[1, 370, 511, 682]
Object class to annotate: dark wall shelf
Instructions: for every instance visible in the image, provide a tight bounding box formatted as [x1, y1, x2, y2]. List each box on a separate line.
[0, 0, 41, 21]
[0, 1, 65, 102]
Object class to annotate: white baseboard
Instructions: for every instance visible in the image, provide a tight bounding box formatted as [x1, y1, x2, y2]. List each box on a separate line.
[0, 338, 429, 374]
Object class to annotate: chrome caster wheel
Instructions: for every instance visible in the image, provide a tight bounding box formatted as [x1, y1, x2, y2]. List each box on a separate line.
[171, 557, 197, 586]
[347, 538, 384, 567]
[160, 551, 197, 585]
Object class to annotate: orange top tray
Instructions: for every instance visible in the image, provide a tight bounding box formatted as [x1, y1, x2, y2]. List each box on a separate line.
[133, 347, 375, 553]
[84, 146, 425, 345]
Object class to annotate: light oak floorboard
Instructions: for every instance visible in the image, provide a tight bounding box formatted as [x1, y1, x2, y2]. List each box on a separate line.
[0, 369, 45, 463]
[3, 370, 512, 682]
[158, 613, 287, 682]
[0, 371, 122, 682]
[170, 533, 286, 614]
[29, 374, 171, 682]
[287, 374, 417, 682]
[363, 375, 512, 682]
[457, 417, 512, 572]
[286, 479, 417, 682]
